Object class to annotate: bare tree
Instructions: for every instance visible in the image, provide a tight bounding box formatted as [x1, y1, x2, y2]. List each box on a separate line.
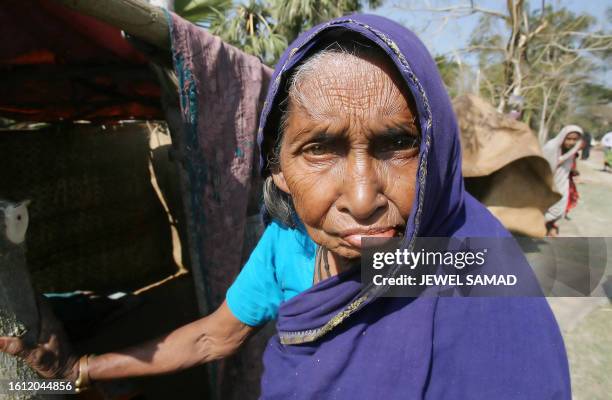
[398, 1, 612, 143]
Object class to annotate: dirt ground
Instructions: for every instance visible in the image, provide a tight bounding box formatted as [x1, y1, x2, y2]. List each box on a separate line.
[546, 147, 612, 400]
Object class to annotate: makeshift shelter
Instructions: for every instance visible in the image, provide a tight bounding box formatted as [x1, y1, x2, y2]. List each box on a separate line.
[2, 1, 272, 399]
[454, 94, 561, 237]
[0, 0, 190, 289]
[1, 1, 206, 399]
[1, 1, 563, 399]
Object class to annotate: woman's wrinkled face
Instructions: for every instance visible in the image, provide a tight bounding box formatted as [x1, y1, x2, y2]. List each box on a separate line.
[562, 132, 581, 151]
[272, 51, 420, 259]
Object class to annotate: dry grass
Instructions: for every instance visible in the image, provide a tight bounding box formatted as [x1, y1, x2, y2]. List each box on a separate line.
[563, 304, 612, 400]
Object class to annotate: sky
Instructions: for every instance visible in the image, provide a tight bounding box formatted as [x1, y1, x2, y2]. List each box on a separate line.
[368, 0, 610, 55]
[366, 0, 611, 84]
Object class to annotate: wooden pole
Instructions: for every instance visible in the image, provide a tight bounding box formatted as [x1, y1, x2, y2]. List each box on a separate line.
[53, 0, 170, 50]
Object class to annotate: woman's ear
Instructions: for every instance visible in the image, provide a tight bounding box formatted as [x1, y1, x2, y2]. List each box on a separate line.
[272, 170, 291, 195]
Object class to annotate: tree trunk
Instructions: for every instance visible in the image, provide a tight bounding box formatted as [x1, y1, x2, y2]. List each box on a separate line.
[538, 89, 550, 144]
[0, 202, 42, 400]
[538, 124, 549, 145]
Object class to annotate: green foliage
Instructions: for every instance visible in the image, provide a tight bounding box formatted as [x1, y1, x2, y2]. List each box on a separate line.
[527, 7, 611, 138]
[273, 0, 383, 44]
[579, 83, 612, 105]
[174, 0, 232, 26]
[468, 15, 507, 108]
[210, 1, 288, 64]
[435, 55, 460, 98]
[175, 0, 384, 65]
[570, 83, 612, 137]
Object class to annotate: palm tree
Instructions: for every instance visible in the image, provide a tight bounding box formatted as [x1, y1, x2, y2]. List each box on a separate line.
[273, 0, 384, 44]
[173, 0, 232, 27]
[177, 0, 385, 65]
[211, 1, 287, 65]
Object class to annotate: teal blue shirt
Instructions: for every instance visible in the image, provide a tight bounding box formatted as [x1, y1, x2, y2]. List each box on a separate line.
[226, 221, 316, 326]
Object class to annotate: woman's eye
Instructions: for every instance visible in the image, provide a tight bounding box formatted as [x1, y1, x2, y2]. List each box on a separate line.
[378, 135, 419, 152]
[303, 143, 329, 156]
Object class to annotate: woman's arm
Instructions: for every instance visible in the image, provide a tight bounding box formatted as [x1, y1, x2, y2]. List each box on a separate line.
[0, 300, 253, 382]
[557, 141, 583, 166]
[87, 300, 253, 381]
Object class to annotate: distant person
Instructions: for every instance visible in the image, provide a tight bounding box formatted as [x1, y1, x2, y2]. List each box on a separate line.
[564, 152, 580, 219]
[543, 125, 584, 236]
[602, 131, 612, 172]
[580, 131, 592, 160]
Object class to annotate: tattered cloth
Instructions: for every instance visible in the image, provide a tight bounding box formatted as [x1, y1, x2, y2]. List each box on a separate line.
[167, 13, 273, 399]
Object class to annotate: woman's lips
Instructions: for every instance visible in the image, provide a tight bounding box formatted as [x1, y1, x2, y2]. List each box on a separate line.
[342, 227, 401, 248]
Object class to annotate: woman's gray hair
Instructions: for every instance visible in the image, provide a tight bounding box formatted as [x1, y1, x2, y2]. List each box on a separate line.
[263, 40, 384, 228]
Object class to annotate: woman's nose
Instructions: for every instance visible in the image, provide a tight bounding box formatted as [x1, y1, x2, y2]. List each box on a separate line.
[336, 156, 386, 221]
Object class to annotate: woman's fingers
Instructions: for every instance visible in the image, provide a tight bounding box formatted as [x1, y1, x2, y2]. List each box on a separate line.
[0, 336, 26, 356]
[0, 299, 78, 380]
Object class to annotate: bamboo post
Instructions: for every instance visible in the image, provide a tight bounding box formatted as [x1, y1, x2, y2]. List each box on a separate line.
[0, 201, 41, 400]
[53, 0, 170, 50]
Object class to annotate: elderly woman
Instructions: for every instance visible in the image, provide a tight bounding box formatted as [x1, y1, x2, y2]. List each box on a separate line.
[0, 15, 569, 399]
[543, 125, 584, 236]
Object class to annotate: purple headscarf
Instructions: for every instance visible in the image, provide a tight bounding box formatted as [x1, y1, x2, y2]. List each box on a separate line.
[257, 15, 570, 400]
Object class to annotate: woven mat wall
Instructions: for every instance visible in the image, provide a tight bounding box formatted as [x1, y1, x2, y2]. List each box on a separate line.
[0, 124, 178, 293]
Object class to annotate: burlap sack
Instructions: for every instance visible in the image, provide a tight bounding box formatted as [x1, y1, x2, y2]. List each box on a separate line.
[454, 94, 561, 237]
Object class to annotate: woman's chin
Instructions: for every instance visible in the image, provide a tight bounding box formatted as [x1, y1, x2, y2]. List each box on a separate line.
[331, 245, 362, 260]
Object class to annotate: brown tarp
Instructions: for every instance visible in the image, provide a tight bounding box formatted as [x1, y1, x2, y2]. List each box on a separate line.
[454, 94, 561, 237]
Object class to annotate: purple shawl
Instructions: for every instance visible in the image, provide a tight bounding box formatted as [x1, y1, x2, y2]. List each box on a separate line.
[256, 15, 570, 399]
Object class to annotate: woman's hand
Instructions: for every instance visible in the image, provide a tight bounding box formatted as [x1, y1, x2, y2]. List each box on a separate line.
[0, 297, 79, 380]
